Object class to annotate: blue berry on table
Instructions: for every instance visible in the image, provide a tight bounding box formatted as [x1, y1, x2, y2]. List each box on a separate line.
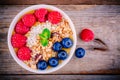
[75, 48, 85, 58]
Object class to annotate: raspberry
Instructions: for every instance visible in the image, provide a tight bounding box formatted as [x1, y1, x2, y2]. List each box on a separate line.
[15, 21, 30, 34]
[22, 14, 36, 27]
[80, 29, 94, 42]
[35, 8, 48, 22]
[48, 11, 62, 24]
[11, 34, 27, 48]
[17, 47, 31, 61]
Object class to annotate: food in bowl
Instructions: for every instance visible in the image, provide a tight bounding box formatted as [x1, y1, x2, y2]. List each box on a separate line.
[8, 5, 76, 73]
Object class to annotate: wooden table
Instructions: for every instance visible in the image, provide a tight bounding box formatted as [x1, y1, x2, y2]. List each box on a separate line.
[0, 4, 120, 80]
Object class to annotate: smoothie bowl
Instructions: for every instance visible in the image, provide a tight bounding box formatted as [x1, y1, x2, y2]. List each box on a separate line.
[8, 5, 76, 73]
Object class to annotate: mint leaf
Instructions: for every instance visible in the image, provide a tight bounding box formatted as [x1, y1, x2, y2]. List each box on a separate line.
[40, 39, 48, 47]
[42, 28, 51, 39]
[39, 28, 51, 47]
[39, 34, 47, 39]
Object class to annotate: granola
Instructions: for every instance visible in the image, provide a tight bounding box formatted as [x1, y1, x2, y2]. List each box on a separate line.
[25, 19, 73, 69]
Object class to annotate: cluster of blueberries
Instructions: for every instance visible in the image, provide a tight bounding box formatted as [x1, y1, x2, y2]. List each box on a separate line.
[37, 37, 85, 70]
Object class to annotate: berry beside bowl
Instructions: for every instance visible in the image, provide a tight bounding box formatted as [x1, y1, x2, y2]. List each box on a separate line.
[8, 5, 76, 73]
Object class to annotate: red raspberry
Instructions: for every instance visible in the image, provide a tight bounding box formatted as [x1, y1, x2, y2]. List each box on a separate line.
[48, 11, 62, 24]
[35, 8, 48, 22]
[15, 21, 30, 34]
[22, 14, 36, 27]
[80, 29, 94, 42]
[17, 47, 31, 61]
[11, 34, 27, 48]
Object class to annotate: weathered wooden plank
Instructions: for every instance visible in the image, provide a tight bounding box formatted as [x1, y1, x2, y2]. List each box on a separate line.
[0, 75, 120, 80]
[0, 48, 120, 74]
[0, 0, 120, 5]
[0, 5, 120, 74]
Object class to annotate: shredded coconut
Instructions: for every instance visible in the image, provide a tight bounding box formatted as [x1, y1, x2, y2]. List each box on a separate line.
[26, 21, 56, 47]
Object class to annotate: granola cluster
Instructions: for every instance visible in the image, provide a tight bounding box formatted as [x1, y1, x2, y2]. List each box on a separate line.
[25, 19, 73, 69]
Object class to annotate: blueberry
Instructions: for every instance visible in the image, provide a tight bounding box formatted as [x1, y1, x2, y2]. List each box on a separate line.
[37, 60, 48, 70]
[48, 57, 59, 67]
[52, 42, 62, 51]
[61, 38, 73, 48]
[75, 48, 85, 58]
[58, 50, 68, 60]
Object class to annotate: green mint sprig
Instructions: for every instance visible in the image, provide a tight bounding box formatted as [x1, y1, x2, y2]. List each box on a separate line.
[39, 28, 51, 46]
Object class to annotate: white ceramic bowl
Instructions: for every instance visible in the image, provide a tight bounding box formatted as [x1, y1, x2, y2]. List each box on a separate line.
[8, 5, 76, 73]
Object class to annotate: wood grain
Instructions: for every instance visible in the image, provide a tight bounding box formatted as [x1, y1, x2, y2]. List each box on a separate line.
[0, 5, 120, 75]
[0, 75, 120, 80]
[0, 0, 120, 5]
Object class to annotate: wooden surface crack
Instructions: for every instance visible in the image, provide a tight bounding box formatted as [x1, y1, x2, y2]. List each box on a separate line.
[93, 38, 109, 51]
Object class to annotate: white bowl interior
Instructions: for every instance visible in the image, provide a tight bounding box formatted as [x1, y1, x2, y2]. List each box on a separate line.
[8, 5, 77, 73]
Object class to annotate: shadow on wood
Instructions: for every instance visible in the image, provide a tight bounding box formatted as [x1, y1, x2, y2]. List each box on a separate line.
[0, 0, 120, 5]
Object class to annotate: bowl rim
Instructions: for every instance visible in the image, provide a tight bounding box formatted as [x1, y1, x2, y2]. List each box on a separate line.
[8, 4, 77, 74]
